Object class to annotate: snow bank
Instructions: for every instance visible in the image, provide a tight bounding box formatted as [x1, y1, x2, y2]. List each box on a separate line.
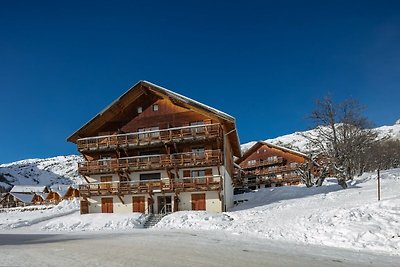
[42, 213, 146, 232]
[0, 199, 79, 229]
[157, 169, 400, 255]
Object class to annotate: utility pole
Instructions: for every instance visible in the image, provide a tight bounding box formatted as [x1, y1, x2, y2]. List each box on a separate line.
[377, 169, 381, 201]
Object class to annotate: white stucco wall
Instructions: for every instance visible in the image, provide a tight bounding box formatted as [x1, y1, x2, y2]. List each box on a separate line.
[178, 191, 222, 212]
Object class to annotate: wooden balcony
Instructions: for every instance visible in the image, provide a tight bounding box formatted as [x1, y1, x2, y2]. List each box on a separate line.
[77, 124, 222, 152]
[243, 164, 299, 176]
[242, 157, 284, 169]
[79, 176, 223, 197]
[78, 150, 222, 175]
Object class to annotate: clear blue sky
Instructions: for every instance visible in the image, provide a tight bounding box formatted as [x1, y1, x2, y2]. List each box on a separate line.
[0, 0, 399, 163]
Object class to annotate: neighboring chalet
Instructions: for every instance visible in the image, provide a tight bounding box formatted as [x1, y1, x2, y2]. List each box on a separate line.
[47, 184, 79, 204]
[0, 185, 49, 208]
[67, 80, 241, 214]
[235, 141, 310, 189]
[0, 184, 79, 208]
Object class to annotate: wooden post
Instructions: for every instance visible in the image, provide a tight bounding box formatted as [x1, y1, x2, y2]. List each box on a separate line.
[377, 169, 381, 201]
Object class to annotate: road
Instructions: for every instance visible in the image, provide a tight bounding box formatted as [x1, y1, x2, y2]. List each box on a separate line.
[0, 230, 398, 267]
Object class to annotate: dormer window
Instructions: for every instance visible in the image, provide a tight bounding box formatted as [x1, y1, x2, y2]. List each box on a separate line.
[152, 104, 159, 111]
[138, 106, 143, 113]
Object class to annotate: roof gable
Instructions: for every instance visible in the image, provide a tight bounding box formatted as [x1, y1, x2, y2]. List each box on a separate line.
[67, 80, 241, 156]
[236, 141, 309, 164]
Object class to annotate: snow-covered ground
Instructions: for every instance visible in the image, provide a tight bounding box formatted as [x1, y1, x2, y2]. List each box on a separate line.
[156, 169, 400, 256]
[0, 168, 399, 257]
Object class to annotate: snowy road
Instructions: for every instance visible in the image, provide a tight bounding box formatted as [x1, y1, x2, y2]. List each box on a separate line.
[0, 230, 398, 267]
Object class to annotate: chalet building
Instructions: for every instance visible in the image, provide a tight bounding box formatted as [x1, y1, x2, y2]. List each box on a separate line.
[47, 184, 79, 204]
[0, 192, 46, 208]
[235, 141, 310, 189]
[0, 185, 49, 208]
[67, 80, 241, 215]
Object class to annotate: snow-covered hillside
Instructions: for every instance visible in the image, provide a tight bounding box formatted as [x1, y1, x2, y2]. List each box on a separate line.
[241, 119, 400, 153]
[0, 155, 84, 190]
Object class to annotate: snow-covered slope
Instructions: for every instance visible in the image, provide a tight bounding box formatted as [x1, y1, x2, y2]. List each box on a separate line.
[241, 119, 400, 153]
[156, 168, 400, 255]
[0, 155, 84, 190]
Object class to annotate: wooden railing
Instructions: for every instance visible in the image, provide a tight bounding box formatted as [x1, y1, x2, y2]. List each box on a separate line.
[78, 150, 222, 175]
[243, 164, 299, 176]
[79, 176, 223, 196]
[77, 124, 222, 152]
[243, 157, 284, 169]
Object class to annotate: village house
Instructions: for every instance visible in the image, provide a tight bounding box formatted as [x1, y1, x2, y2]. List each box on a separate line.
[235, 141, 311, 189]
[0, 185, 49, 208]
[67, 80, 241, 214]
[46, 184, 80, 204]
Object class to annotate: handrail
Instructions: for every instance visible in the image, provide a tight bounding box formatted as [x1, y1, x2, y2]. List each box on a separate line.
[79, 175, 223, 195]
[77, 123, 221, 141]
[78, 150, 222, 175]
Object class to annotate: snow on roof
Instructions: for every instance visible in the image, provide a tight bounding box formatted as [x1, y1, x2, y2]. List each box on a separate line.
[10, 185, 47, 193]
[143, 80, 235, 121]
[36, 193, 48, 200]
[238, 141, 310, 164]
[10, 193, 34, 203]
[50, 184, 71, 197]
[260, 141, 309, 158]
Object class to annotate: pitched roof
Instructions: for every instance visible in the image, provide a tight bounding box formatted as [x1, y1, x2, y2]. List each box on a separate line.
[35, 193, 48, 200]
[10, 193, 34, 203]
[10, 185, 48, 194]
[236, 141, 310, 164]
[67, 80, 241, 156]
[50, 184, 71, 197]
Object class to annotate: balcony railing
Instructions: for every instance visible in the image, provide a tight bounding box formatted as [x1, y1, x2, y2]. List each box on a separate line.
[79, 176, 223, 196]
[77, 124, 222, 152]
[242, 157, 284, 169]
[78, 150, 222, 175]
[243, 164, 299, 176]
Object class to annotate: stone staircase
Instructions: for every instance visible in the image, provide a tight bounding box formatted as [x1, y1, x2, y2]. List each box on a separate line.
[143, 213, 166, 229]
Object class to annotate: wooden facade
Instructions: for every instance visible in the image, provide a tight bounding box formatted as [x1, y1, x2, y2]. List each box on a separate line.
[68, 80, 241, 215]
[235, 141, 310, 189]
[0, 185, 79, 208]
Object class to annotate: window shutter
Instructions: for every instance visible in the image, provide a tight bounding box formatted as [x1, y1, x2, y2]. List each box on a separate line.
[183, 170, 191, 177]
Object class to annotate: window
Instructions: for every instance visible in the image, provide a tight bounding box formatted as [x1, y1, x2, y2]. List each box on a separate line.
[137, 106, 143, 113]
[190, 121, 205, 134]
[192, 147, 205, 158]
[100, 155, 112, 166]
[138, 127, 160, 139]
[152, 104, 159, 111]
[140, 173, 161, 181]
[248, 159, 256, 166]
[192, 170, 206, 177]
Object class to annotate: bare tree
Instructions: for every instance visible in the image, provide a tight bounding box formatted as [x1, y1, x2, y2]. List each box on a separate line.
[304, 97, 377, 188]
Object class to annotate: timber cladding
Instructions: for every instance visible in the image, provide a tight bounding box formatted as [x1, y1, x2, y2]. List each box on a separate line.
[239, 143, 306, 168]
[68, 80, 241, 214]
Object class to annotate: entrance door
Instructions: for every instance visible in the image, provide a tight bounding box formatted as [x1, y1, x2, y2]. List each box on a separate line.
[101, 197, 113, 213]
[191, 193, 206, 211]
[132, 196, 146, 213]
[80, 200, 89, 214]
[157, 196, 172, 214]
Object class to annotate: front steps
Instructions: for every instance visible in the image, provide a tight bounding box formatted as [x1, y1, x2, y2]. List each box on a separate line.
[143, 213, 166, 228]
